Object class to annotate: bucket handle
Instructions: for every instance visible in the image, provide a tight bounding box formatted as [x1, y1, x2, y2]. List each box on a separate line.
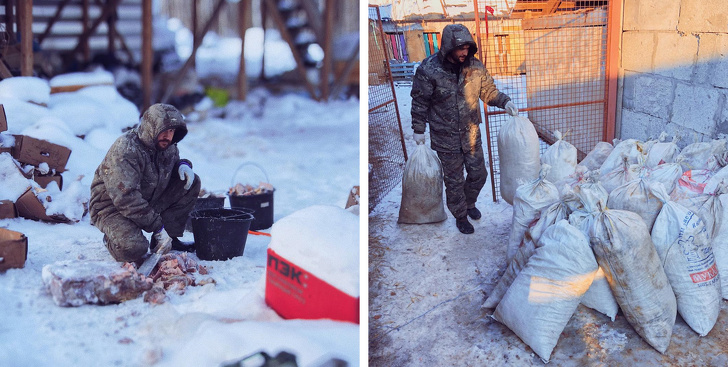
[230, 162, 271, 188]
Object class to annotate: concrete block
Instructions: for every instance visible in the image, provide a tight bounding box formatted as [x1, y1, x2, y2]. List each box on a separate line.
[696, 33, 728, 89]
[621, 110, 703, 149]
[622, 32, 655, 73]
[632, 75, 674, 119]
[623, 0, 680, 31]
[622, 71, 637, 111]
[678, 0, 728, 34]
[620, 109, 670, 142]
[654, 32, 698, 81]
[672, 83, 721, 136]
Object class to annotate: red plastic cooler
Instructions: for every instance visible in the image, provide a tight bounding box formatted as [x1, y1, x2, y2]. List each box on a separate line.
[265, 248, 359, 324]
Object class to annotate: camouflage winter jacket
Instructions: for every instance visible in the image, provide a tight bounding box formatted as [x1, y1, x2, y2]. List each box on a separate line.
[89, 103, 190, 233]
[411, 24, 511, 153]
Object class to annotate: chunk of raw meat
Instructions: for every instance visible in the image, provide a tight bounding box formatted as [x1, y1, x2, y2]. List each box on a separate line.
[42, 260, 152, 307]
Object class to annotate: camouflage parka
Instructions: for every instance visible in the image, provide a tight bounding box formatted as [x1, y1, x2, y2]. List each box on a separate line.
[411, 24, 511, 153]
[89, 103, 190, 233]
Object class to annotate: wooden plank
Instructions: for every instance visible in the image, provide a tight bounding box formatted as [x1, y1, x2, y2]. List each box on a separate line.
[0, 59, 14, 79]
[542, 0, 562, 14]
[19, 0, 33, 76]
[300, 0, 323, 44]
[522, 8, 607, 30]
[321, 0, 334, 100]
[50, 83, 113, 94]
[264, 0, 319, 100]
[37, 0, 72, 44]
[72, 0, 122, 55]
[236, 0, 249, 101]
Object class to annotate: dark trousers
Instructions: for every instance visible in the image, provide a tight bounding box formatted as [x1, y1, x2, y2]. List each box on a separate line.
[99, 174, 201, 262]
[437, 146, 488, 219]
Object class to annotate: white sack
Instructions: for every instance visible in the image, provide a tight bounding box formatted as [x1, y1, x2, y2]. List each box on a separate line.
[398, 144, 448, 224]
[676, 139, 728, 172]
[599, 139, 645, 176]
[541, 130, 577, 184]
[493, 220, 598, 363]
[579, 141, 613, 171]
[568, 180, 619, 320]
[651, 185, 721, 336]
[670, 169, 714, 202]
[579, 267, 619, 321]
[590, 206, 677, 353]
[482, 237, 537, 309]
[714, 195, 728, 299]
[483, 195, 572, 309]
[506, 165, 560, 263]
[498, 115, 541, 205]
[607, 178, 663, 232]
[646, 133, 680, 167]
[643, 162, 682, 194]
[599, 156, 640, 194]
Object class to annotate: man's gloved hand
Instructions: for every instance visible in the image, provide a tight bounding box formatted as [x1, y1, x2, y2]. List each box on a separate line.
[152, 227, 173, 254]
[178, 163, 194, 190]
[414, 133, 426, 145]
[505, 101, 519, 116]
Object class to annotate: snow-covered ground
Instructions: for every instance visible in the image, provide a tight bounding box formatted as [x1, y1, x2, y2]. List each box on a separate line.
[368, 85, 728, 366]
[0, 24, 361, 367]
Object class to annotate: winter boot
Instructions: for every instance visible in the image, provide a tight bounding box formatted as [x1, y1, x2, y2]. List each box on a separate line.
[171, 238, 195, 252]
[467, 207, 482, 220]
[456, 216, 474, 234]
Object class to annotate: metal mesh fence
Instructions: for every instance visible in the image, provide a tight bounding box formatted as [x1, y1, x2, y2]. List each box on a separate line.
[474, 0, 613, 201]
[368, 5, 407, 212]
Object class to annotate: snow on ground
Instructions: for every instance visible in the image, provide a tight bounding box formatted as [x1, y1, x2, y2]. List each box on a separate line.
[0, 43, 360, 366]
[368, 84, 728, 366]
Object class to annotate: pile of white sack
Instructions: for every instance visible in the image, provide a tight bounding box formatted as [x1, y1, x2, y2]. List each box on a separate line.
[487, 119, 728, 363]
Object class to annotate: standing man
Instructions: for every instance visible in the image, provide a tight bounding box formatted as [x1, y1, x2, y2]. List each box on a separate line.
[90, 103, 201, 263]
[411, 24, 518, 234]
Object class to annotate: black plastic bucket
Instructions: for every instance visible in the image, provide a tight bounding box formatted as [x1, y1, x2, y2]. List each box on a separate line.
[185, 196, 226, 232]
[228, 191, 274, 230]
[228, 162, 274, 230]
[190, 208, 254, 261]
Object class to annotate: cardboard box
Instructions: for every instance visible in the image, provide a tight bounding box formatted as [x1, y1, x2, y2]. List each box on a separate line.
[345, 185, 360, 209]
[12, 135, 71, 172]
[265, 248, 359, 324]
[0, 104, 6, 132]
[32, 172, 63, 190]
[0, 228, 28, 271]
[0, 200, 17, 219]
[15, 188, 71, 223]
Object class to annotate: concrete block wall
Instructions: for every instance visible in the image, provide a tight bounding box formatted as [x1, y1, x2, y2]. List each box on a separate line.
[619, 0, 728, 148]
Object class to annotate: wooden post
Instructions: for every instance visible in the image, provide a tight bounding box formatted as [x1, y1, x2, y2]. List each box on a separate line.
[82, 0, 90, 62]
[260, 0, 267, 81]
[191, 0, 197, 69]
[142, 0, 153, 110]
[321, 0, 334, 100]
[107, 1, 117, 56]
[19, 0, 33, 76]
[236, 0, 250, 101]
